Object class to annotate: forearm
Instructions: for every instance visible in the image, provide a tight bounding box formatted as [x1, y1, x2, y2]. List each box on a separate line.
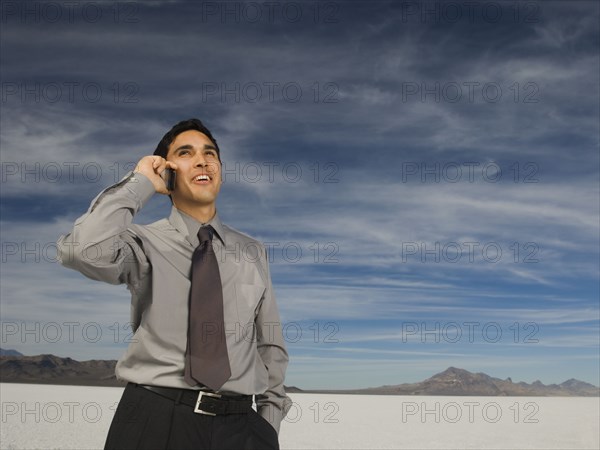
[256, 342, 292, 434]
[57, 171, 154, 284]
[255, 245, 292, 434]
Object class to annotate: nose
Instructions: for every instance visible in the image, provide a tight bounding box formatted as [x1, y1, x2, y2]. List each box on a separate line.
[193, 153, 208, 167]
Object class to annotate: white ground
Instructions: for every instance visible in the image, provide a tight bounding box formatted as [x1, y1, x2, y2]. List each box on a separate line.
[1, 383, 598, 449]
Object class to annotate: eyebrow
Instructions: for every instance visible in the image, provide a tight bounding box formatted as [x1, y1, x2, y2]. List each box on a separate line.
[173, 143, 217, 153]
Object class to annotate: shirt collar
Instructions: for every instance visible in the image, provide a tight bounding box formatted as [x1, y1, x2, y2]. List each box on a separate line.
[168, 206, 226, 247]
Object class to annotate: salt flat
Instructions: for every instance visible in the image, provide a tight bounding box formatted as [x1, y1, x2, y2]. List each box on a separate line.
[1, 383, 598, 449]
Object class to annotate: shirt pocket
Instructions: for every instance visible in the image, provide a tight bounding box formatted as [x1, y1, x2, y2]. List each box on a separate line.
[234, 282, 265, 324]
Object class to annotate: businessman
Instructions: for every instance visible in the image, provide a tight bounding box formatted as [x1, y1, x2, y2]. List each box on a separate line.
[57, 118, 291, 449]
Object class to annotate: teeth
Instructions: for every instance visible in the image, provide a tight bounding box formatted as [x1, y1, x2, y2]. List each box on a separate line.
[195, 175, 209, 181]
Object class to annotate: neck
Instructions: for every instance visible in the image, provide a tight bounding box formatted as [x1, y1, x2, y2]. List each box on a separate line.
[174, 203, 216, 224]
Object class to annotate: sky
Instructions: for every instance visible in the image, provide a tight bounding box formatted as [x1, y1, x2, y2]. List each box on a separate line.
[0, 0, 598, 390]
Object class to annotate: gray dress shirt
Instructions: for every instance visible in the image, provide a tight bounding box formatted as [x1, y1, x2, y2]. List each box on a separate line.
[56, 171, 291, 433]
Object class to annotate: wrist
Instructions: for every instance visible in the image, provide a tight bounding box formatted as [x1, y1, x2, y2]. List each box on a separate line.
[125, 171, 156, 207]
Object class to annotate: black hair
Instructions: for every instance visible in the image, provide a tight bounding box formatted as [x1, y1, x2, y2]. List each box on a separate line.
[153, 118, 221, 161]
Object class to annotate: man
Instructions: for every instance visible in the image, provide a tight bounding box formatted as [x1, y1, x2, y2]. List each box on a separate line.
[57, 118, 291, 449]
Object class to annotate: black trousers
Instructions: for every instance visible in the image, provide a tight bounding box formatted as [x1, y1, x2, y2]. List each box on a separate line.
[104, 383, 279, 450]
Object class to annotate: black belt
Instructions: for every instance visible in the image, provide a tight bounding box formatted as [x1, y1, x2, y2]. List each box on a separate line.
[136, 384, 253, 415]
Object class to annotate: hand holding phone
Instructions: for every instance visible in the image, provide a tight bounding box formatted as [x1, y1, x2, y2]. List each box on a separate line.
[134, 156, 177, 194]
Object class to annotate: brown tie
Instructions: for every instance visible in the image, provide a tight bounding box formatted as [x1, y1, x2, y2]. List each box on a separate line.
[184, 225, 231, 390]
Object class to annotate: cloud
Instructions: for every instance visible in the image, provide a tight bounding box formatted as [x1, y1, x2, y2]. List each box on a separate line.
[1, 0, 598, 387]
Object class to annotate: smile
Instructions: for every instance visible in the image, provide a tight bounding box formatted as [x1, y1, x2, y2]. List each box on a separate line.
[192, 174, 212, 184]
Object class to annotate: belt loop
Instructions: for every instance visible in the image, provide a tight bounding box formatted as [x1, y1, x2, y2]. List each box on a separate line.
[175, 391, 184, 405]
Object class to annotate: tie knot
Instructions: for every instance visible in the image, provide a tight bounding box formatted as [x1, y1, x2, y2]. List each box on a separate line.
[197, 226, 213, 244]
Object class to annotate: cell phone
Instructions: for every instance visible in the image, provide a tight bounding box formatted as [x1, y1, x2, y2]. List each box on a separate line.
[162, 168, 176, 191]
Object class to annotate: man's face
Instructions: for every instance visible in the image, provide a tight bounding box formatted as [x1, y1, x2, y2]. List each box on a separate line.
[166, 130, 222, 209]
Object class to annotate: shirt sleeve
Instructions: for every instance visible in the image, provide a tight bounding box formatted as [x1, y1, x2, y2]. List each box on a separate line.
[254, 244, 292, 435]
[56, 171, 155, 289]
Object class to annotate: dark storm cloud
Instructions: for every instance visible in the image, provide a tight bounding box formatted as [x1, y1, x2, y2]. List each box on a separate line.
[1, 0, 598, 386]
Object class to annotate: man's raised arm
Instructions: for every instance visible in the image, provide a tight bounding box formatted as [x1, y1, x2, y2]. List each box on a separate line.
[56, 156, 174, 287]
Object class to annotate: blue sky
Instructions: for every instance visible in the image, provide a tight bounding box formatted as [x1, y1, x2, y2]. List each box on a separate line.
[1, 0, 598, 389]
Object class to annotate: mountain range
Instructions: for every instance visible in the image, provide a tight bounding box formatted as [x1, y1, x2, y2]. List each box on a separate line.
[0, 352, 124, 387]
[306, 366, 599, 396]
[0, 350, 598, 396]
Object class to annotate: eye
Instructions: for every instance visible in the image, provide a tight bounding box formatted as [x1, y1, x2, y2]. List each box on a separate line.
[178, 150, 190, 156]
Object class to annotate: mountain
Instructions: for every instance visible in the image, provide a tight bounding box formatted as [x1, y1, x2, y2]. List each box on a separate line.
[283, 385, 304, 393]
[0, 354, 302, 391]
[307, 367, 600, 397]
[1, 355, 598, 396]
[0, 354, 125, 387]
[0, 348, 24, 357]
[346, 367, 600, 397]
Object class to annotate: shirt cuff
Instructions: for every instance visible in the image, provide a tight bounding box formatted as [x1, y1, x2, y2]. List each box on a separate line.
[123, 171, 156, 209]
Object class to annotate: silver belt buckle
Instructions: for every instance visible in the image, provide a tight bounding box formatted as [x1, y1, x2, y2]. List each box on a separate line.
[194, 390, 222, 415]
